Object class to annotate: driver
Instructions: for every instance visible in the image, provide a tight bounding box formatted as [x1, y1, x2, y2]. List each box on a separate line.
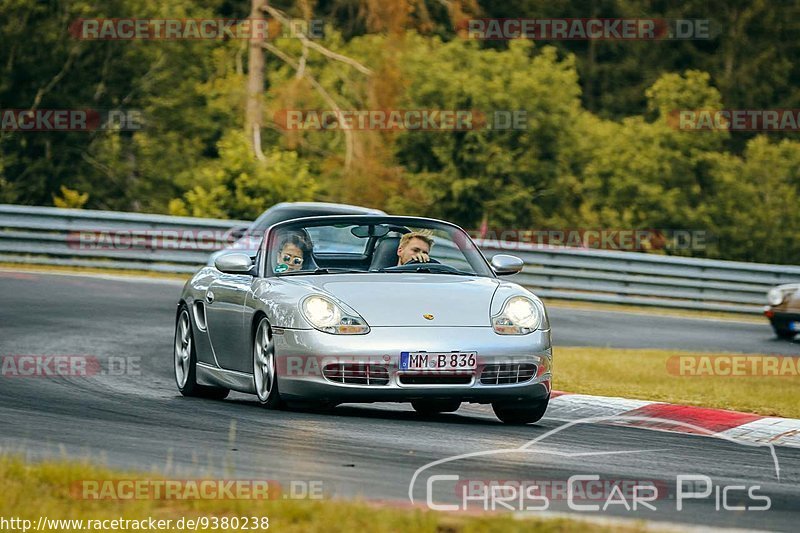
[275, 233, 311, 273]
[397, 232, 434, 265]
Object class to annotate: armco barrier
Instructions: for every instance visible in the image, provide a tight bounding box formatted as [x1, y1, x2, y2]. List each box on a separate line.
[1, 204, 798, 314]
[0, 204, 248, 274]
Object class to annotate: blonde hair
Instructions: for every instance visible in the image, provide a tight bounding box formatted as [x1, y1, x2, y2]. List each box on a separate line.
[399, 232, 434, 249]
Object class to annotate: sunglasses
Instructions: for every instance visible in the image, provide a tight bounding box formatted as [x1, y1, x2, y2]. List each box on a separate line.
[281, 254, 303, 266]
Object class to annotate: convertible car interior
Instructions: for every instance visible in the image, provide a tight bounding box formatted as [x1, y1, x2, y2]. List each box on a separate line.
[268, 228, 407, 273]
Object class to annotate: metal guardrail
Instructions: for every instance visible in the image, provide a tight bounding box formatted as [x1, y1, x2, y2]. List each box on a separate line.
[1, 204, 798, 314]
[0, 204, 247, 274]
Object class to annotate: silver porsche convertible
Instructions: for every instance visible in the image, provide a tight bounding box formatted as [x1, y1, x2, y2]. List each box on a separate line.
[173, 215, 553, 424]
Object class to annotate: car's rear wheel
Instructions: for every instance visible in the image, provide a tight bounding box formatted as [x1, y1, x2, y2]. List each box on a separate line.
[411, 399, 461, 415]
[174, 305, 229, 400]
[253, 316, 283, 409]
[492, 396, 549, 425]
[774, 327, 797, 340]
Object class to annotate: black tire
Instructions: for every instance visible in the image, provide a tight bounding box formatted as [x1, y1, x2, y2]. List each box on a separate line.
[411, 399, 461, 415]
[174, 305, 230, 400]
[253, 316, 284, 409]
[775, 328, 797, 340]
[492, 396, 549, 425]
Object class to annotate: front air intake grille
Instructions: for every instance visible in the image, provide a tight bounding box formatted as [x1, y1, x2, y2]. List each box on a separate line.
[480, 363, 537, 385]
[322, 363, 390, 385]
[398, 374, 472, 385]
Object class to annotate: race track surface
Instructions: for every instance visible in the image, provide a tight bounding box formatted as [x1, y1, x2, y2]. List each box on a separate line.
[550, 307, 800, 355]
[1, 270, 798, 531]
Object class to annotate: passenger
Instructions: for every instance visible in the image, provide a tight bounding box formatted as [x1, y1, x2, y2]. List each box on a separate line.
[275, 233, 311, 273]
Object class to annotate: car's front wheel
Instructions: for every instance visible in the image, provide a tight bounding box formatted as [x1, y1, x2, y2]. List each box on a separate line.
[411, 400, 461, 415]
[492, 396, 549, 425]
[174, 305, 229, 400]
[253, 316, 283, 409]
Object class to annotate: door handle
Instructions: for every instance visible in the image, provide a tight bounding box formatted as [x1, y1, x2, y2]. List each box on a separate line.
[205, 290, 215, 304]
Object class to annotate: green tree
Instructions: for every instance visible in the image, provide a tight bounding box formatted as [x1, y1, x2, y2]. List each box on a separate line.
[171, 130, 317, 219]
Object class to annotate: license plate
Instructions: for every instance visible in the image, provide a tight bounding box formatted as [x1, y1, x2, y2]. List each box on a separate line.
[790, 321, 800, 332]
[400, 351, 477, 371]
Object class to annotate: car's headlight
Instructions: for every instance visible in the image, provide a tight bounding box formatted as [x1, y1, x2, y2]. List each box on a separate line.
[492, 296, 542, 335]
[767, 288, 785, 307]
[301, 295, 369, 334]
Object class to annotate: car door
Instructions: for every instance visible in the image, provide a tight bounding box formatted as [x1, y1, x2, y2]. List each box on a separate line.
[205, 273, 252, 372]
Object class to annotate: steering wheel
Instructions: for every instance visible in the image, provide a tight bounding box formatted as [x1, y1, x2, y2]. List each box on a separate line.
[388, 260, 462, 275]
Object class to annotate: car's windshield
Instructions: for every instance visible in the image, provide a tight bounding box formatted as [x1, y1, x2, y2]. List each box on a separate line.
[265, 218, 494, 278]
[250, 206, 383, 234]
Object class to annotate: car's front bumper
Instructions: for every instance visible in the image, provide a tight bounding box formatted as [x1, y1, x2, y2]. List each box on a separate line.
[273, 326, 552, 404]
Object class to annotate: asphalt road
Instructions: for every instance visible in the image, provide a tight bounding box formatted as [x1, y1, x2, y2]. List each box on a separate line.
[1, 270, 799, 531]
[548, 306, 800, 355]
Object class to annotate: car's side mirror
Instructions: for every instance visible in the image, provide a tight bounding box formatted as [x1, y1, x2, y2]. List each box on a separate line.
[491, 254, 524, 275]
[214, 252, 254, 275]
[223, 224, 249, 242]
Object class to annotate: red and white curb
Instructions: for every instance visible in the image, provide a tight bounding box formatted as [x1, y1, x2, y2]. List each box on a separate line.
[547, 391, 800, 448]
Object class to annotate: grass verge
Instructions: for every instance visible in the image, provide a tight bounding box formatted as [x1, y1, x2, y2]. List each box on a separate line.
[0, 456, 649, 533]
[555, 347, 800, 418]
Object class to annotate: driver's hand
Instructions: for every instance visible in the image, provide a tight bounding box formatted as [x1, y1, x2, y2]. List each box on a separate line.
[411, 251, 430, 263]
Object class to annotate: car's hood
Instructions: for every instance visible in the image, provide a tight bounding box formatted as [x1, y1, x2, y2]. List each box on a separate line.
[287, 274, 500, 326]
